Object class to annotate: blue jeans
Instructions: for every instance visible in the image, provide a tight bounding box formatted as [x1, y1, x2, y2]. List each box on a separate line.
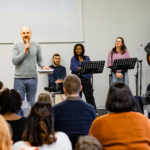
[111, 72, 129, 86]
[14, 78, 38, 107]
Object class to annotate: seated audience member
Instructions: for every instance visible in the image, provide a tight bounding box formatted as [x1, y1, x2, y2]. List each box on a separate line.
[53, 75, 96, 135]
[89, 82, 150, 150]
[0, 81, 4, 90]
[0, 88, 27, 143]
[37, 91, 53, 105]
[13, 101, 72, 150]
[0, 115, 12, 150]
[75, 136, 102, 150]
[0, 81, 24, 117]
[48, 54, 66, 90]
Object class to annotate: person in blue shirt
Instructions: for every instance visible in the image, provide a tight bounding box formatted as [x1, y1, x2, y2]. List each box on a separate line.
[70, 44, 97, 111]
[48, 54, 66, 90]
[53, 74, 96, 135]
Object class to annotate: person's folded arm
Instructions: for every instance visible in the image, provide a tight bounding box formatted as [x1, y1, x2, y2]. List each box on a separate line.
[86, 56, 91, 62]
[70, 57, 79, 73]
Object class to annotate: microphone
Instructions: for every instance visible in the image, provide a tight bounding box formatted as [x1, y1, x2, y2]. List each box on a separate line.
[25, 40, 30, 54]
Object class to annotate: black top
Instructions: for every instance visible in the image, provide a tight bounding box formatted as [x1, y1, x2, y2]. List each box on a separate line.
[7, 117, 27, 143]
[53, 96, 96, 135]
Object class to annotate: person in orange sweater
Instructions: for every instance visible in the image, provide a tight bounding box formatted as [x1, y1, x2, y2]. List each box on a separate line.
[89, 82, 150, 150]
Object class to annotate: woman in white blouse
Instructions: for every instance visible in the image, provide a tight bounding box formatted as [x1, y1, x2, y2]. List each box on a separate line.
[13, 101, 72, 150]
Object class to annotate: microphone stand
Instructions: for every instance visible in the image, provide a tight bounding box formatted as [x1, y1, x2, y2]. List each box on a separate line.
[139, 60, 143, 96]
[109, 52, 113, 86]
[135, 59, 139, 96]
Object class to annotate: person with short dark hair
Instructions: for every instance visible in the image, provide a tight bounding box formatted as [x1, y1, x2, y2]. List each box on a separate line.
[145, 42, 150, 54]
[13, 101, 72, 150]
[53, 74, 96, 136]
[75, 136, 102, 150]
[107, 37, 130, 85]
[0, 81, 3, 89]
[0, 88, 27, 143]
[89, 82, 150, 150]
[48, 54, 66, 90]
[105, 82, 136, 113]
[70, 44, 97, 112]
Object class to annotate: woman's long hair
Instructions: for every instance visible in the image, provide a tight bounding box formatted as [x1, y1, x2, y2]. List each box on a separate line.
[0, 115, 12, 150]
[112, 37, 127, 54]
[74, 44, 86, 61]
[22, 101, 56, 146]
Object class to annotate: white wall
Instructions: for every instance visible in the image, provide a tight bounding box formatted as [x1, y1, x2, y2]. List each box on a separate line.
[0, 0, 150, 108]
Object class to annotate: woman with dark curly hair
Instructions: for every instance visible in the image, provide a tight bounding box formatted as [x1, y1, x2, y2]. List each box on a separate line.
[0, 88, 27, 143]
[13, 101, 72, 150]
[107, 37, 130, 86]
[70, 44, 97, 113]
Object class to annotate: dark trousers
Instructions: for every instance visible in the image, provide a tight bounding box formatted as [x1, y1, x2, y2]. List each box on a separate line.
[80, 78, 97, 111]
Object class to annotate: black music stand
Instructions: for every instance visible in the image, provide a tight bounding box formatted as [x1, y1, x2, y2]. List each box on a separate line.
[79, 60, 105, 93]
[111, 58, 137, 84]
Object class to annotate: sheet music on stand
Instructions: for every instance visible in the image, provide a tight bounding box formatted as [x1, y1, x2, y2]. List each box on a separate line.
[80, 60, 105, 74]
[79, 60, 105, 105]
[111, 58, 137, 84]
[111, 58, 137, 71]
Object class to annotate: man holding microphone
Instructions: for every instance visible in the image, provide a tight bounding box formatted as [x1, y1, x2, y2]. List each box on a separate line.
[12, 26, 50, 107]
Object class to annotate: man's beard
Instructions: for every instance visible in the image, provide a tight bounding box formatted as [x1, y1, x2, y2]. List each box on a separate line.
[23, 37, 30, 42]
[54, 61, 60, 66]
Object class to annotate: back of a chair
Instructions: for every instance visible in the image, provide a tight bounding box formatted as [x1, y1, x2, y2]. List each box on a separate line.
[44, 87, 56, 93]
[68, 134, 86, 150]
